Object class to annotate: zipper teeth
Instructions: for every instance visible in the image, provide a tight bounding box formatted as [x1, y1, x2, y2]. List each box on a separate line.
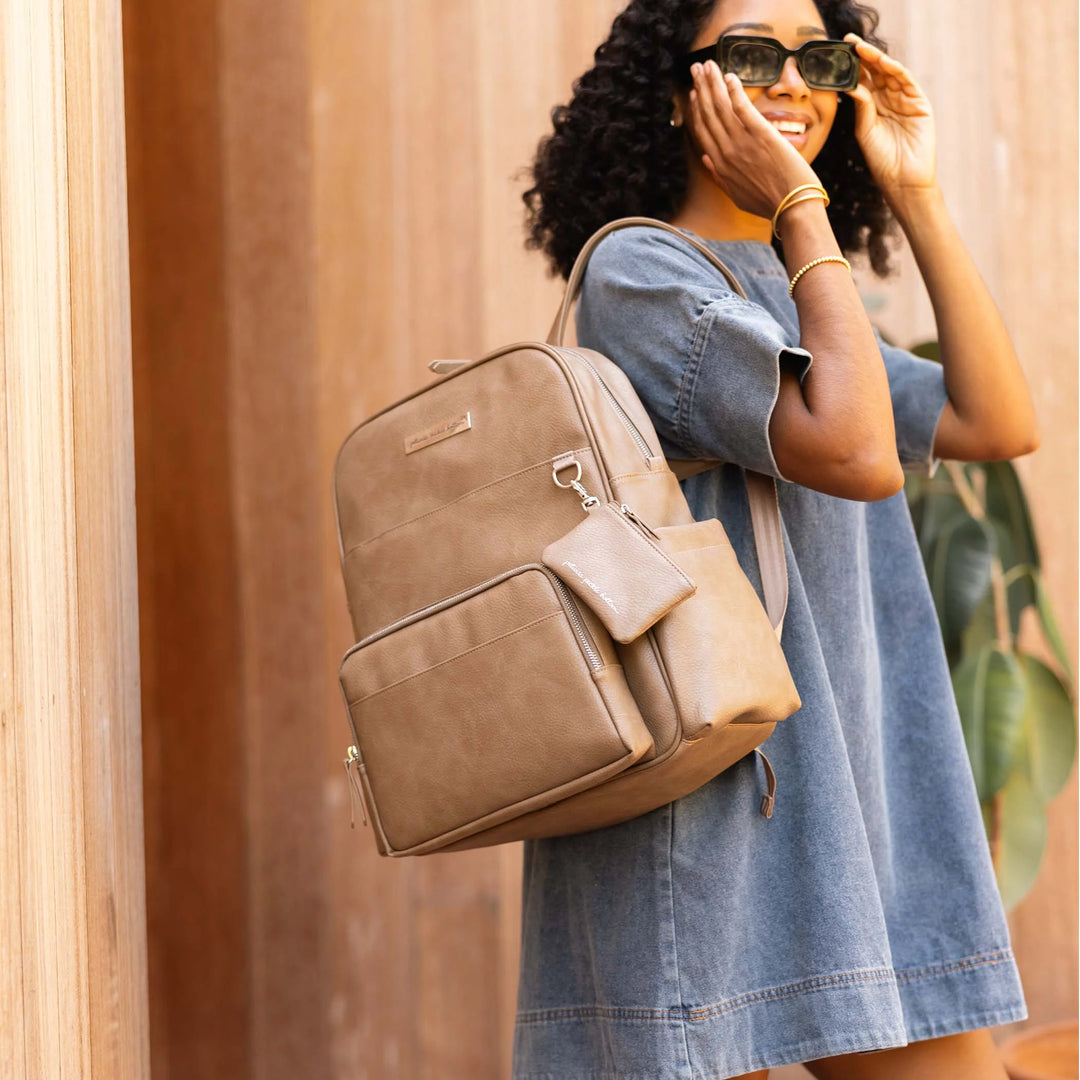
[549, 573, 602, 670]
[567, 349, 652, 461]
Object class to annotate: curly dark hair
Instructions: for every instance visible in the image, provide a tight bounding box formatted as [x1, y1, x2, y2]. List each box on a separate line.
[521, 0, 898, 280]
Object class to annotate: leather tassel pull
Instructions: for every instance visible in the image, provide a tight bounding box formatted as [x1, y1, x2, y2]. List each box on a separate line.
[344, 745, 368, 828]
[755, 747, 777, 818]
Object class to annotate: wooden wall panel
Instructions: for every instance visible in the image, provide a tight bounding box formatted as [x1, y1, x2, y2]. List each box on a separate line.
[124, 1, 1076, 1079]
[122, 3, 251, 1078]
[1, 0, 149, 1076]
[217, 3, 331, 1077]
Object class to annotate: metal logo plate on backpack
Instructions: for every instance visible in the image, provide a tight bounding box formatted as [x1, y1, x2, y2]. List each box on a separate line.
[404, 411, 472, 453]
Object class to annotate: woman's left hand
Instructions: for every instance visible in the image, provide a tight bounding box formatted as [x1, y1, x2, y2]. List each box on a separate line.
[842, 33, 937, 197]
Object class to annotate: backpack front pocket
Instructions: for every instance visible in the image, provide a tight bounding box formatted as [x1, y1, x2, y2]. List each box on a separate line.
[338, 564, 653, 855]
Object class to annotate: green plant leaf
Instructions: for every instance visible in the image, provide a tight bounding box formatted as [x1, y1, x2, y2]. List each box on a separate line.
[953, 645, 1027, 801]
[1034, 575, 1074, 683]
[931, 517, 996, 653]
[995, 766, 1048, 911]
[916, 488, 967, 565]
[1019, 654, 1077, 802]
[984, 461, 1040, 571]
[997, 563, 1038, 641]
[910, 340, 941, 363]
[960, 592, 998, 657]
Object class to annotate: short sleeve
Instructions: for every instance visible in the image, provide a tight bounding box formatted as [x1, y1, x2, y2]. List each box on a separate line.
[575, 227, 812, 479]
[873, 327, 949, 476]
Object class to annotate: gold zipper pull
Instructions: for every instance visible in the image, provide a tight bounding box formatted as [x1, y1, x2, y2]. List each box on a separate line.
[343, 745, 367, 828]
[619, 503, 661, 541]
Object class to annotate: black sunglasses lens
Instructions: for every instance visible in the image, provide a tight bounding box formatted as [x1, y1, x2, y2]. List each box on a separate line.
[726, 41, 782, 84]
[801, 45, 855, 88]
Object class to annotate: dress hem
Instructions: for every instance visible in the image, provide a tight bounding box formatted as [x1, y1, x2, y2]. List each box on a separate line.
[512, 947, 1028, 1080]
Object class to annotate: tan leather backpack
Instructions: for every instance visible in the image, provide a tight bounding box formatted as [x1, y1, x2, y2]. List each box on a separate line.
[334, 217, 801, 857]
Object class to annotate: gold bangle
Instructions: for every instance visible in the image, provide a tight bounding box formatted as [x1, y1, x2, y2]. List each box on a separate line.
[771, 183, 828, 238]
[772, 191, 829, 239]
[774, 182, 826, 214]
[788, 255, 852, 296]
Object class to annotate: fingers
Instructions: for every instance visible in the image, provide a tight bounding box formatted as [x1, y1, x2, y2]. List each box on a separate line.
[721, 68, 772, 132]
[844, 63, 875, 105]
[843, 32, 920, 93]
[695, 61, 772, 135]
[691, 61, 739, 140]
[687, 62, 733, 175]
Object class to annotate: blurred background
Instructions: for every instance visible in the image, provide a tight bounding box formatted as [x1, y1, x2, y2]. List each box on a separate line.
[2, 1, 1075, 1079]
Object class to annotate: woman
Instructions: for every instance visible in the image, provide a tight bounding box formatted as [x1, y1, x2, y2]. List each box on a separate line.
[514, 1, 1039, 1078]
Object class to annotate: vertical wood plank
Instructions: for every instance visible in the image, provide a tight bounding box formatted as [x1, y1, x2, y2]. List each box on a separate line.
[312, 3, 424, 1076]
[121, 2, 252, 1077]
[217, 1, 333, 1076]
[0, 0, 150, 1076]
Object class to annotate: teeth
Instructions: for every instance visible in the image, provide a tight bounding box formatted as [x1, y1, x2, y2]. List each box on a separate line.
[770, 120, 806, 134]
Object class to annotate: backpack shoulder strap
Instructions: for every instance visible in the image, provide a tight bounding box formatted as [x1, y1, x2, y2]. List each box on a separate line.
[548, 216, 790, 634]
[545, 215, 746, 347]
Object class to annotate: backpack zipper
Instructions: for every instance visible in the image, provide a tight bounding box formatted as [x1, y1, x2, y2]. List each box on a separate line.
[340, 565, 602, 673]
[343, 745, 368, 828]
[566, 349, 653, 462]
[548, 572, 602, 670]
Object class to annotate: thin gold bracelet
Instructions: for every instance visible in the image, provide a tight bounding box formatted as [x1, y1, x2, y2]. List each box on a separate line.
[771, 183, 828, 238]
[772, 191, 829, 239]
[788, 255, 852, 297]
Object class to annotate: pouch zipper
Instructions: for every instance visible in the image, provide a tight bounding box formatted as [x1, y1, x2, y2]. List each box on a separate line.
[618, 502, 661, 541]
[566, 348, 653, 462]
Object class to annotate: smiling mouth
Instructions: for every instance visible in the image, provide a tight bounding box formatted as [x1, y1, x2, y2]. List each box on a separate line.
[768, 119, 808, 135]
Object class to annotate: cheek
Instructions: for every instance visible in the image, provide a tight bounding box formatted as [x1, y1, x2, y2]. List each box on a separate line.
[805, 99, 837, 163]
[814, 94, 839, 138]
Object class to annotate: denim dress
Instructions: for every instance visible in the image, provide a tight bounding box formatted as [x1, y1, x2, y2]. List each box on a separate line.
[511, 225, 1028, 1080]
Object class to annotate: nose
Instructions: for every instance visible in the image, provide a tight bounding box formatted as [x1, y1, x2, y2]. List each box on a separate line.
[767, 55, 810, 99]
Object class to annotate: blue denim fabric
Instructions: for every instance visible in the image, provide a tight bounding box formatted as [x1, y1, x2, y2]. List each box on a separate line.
[511, 227, 1027, 1080]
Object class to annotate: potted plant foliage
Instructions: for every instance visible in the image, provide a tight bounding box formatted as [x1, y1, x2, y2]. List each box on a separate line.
[900, 340, 1076, 912]
[899, 339, 1078, 1080]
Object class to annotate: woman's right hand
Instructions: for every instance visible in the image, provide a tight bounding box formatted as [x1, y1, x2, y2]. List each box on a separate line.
[686, 60, 821, 218]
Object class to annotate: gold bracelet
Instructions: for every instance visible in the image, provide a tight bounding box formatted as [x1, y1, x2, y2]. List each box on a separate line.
[772, 191, 829, 239]
[771, 183, 828, 238]
[788, 255, 852, 297]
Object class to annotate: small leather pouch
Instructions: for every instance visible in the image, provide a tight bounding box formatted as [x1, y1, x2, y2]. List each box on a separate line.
[542, 501, 696, 643]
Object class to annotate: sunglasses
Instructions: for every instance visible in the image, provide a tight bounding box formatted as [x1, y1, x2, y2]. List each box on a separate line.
[679, 34, 860, 92]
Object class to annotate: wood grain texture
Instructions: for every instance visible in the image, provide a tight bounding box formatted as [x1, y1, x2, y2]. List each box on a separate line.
[124, 1, 1076, 1078]
[0, 0, 150, 1076]
[122, 2, 251, 1077]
